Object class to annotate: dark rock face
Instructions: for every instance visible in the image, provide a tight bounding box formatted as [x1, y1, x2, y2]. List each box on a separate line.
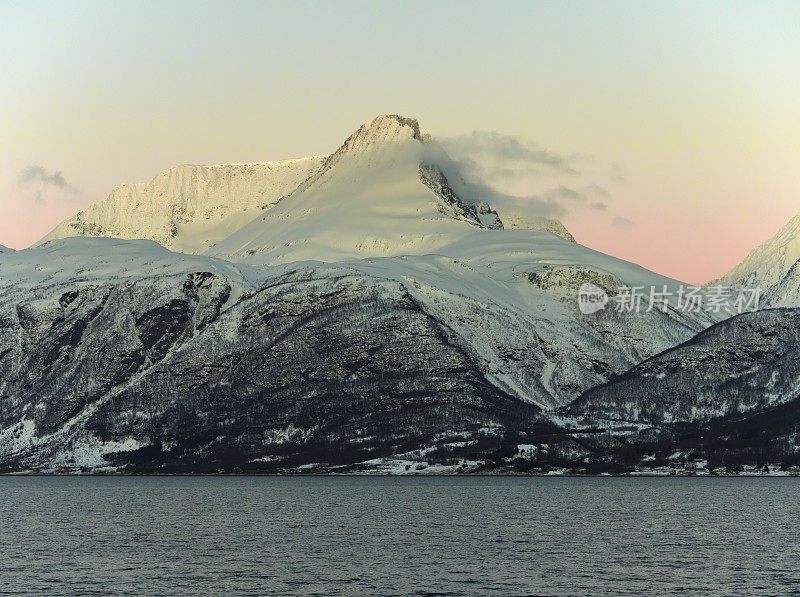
[0, 271, 562, 472]
[419, 163, 484, 226]
[135, 299, 192, 364]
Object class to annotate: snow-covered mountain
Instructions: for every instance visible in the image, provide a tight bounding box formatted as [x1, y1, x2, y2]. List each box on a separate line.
[208, 115, 498, 264]
[0, 235, 714, 472]
[0, 114, 736, 472]
[204, 114, 718, 409]
[38, 114, 575, 260]
[0, 245, 13, 255]
[40, 157, 325, 253]
[0, 238, 568, 472]
[204, 116, 569, 264]
[719, 214, 800, 307]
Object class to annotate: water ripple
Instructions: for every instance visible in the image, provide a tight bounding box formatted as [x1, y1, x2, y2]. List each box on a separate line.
[1, 476, 799, 595]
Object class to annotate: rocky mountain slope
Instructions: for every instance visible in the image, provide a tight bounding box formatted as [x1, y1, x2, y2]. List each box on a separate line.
[560, 308, 800, 469]
[0, 238, 579, 472]
[0, 233, 718, 472]
[564, 308, 800, 425]
[766, 260, 800, 307]
[719, 214, 800, 308]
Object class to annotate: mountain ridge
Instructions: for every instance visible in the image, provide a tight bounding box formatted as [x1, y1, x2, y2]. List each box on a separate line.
[37, 114, 583, 260]
[718, 214, 800, 307]
[39, 156, 326, 254]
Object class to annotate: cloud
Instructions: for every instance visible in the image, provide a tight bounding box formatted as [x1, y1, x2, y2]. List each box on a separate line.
[19, 165, 74, 190]
[442, 172, 568, 220]
[486, 194, 567, 219]
[432, 132, 621, 223]
[444, 181, 612, 221]
[612, 215, 633, 227]
[18, 165, 76, 204]
[542, 185, 584, 202]
[537, 186, 610, 211]
[440, 131, 580, 179]
[421, 141, 567, 220]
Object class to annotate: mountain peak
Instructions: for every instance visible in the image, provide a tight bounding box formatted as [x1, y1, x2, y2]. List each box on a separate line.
[365, 114, 421, 139]
[334, 114, 422, 157]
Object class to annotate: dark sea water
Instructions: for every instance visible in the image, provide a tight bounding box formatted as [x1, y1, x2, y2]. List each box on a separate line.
[1, 476, 799, 596]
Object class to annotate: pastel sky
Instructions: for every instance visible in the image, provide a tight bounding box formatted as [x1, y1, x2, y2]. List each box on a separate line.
[2, 0, 798, 283]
